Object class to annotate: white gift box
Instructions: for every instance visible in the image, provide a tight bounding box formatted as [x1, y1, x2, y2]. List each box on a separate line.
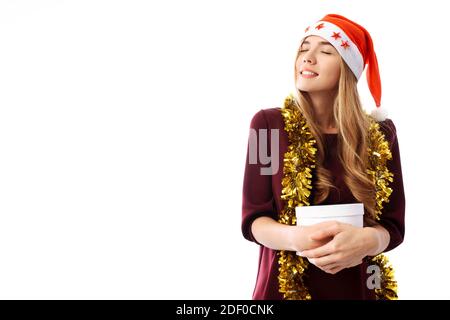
[295, 203, 364, 227]
[295, 203, 364, 256]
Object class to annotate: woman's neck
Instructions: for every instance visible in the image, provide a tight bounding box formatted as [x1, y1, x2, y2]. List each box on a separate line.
[308, 91, 337, 132]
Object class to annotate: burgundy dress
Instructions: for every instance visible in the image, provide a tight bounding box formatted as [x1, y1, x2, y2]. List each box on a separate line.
[241, 107, 405, 300]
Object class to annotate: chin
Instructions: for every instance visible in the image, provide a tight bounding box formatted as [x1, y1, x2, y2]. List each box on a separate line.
[296, 82, 320, 92]
[296, 84, 312, 92]
[296, 86, 318, 92]
[297, 82, 335, 93]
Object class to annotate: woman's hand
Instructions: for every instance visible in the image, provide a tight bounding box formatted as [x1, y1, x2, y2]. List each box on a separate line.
[298, 222, 379, 275]
[290, 220, 337, 252]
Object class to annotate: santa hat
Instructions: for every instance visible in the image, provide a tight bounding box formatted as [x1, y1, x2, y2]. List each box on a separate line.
[300, 14, 387, 121]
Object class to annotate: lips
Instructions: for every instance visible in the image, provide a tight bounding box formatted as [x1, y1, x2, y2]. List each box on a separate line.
[300, 70, 319, 76]
[300, 70, 318, 78]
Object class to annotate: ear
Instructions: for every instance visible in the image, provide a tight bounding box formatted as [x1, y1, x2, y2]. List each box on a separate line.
[370, 106, 388, 122]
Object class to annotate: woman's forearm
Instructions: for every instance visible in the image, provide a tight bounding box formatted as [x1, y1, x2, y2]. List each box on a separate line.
[251, 216, 296, 251]
[251, 216, 391, 256]
[364, 224, 390, 256]
[251, 217, 347, 252]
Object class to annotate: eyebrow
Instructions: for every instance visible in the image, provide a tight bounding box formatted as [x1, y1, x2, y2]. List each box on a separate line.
[301, 41, 333, 46]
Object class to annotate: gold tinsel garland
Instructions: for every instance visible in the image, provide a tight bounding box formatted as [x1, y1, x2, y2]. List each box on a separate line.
[366, 120, 394, 221]
[277, 93, 398, 300]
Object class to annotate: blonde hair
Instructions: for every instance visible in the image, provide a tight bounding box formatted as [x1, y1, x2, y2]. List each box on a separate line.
[293, 57, 377, 225]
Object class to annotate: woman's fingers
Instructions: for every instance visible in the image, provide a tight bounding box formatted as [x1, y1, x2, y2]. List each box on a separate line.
[325, 265, 344, 274]
[300, 240, 336, 258]
[309, 222, 342, 241]
[308, 254, 338, 267]
[311, 259, 344, 275]
[316, 259, 364, 275]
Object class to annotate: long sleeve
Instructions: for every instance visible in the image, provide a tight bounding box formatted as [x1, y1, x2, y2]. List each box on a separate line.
[241, 109, 278, 245]
[377, 118, 406, 252]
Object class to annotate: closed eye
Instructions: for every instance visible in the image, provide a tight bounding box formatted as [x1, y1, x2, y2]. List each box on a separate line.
[299, 49, 331, 55]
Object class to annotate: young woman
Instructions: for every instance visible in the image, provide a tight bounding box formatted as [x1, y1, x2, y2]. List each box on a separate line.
[241, 14, 405, 300]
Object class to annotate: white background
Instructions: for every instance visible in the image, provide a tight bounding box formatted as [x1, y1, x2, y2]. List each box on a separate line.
[0, 0, 448, 299]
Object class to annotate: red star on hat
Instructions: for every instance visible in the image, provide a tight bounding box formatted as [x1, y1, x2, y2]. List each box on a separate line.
[331, 32, 341, 40]
[315, 23, 324, 30]
[340, 40, 350, 49]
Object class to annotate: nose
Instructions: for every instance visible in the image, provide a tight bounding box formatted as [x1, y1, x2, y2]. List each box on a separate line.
[303, 55, 314, 64]
[302, 49, 316, 64]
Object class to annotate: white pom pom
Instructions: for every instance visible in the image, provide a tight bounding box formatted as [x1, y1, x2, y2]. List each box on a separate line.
[370, 106, 388, 122]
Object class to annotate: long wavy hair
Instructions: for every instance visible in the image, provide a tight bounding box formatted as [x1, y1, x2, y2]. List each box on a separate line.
[293, 56, 377, 225]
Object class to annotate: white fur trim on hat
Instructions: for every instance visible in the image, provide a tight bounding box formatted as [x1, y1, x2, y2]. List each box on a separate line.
[370, 106, 388, 122]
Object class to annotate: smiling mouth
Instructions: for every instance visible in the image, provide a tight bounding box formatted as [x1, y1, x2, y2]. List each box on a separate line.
[300, 71, 318, 78]
[300, 71, 319, 76]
